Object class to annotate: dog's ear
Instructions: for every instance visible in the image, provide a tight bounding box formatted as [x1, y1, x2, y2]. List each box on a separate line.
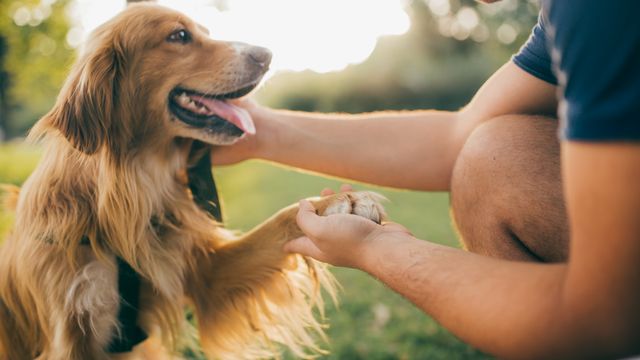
[39, 38, 125, 154]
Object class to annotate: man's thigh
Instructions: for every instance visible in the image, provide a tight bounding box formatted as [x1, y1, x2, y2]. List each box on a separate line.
[450, 115, 569, 262]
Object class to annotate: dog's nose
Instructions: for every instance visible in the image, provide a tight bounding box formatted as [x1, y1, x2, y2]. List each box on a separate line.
[247, 46, 272, 70]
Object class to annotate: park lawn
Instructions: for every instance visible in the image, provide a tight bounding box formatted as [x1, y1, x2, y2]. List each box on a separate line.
[0, 144, 490, 359]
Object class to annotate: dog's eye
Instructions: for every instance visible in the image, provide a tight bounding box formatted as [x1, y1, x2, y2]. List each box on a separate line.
[167, 29, 191, 44]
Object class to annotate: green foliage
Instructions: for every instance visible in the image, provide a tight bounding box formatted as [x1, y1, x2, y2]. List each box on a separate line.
[0, 145, 490, 358]
[0, 0, 74, 137]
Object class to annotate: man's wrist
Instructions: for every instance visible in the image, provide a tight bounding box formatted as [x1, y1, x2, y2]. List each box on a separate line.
[252, 107, 284, 161]
[356, 231, 425, 274]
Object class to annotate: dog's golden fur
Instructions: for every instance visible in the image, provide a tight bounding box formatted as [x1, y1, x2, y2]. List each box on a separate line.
[0, 4, 384, 359]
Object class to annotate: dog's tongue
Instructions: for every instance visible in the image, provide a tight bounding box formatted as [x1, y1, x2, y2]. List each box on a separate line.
[191, 95, 255, 135]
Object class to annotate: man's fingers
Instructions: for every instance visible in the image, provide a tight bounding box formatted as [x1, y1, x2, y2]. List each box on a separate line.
[296, 200, 325, 238]
[284, 236, 323, 259]
[227, 97, 254, 108]
[320, 184, 353, 197]
[320, 188, 335, 196]
[340, 184, 353, 192]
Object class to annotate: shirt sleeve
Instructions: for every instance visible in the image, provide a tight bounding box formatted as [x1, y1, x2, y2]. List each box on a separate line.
[547, 0, 640, 142]
[512, 12, 557, 86]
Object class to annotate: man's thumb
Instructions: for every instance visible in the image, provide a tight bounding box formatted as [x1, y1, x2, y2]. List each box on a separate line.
[296, 200, 324, 238]
[284, 236, 323, 259]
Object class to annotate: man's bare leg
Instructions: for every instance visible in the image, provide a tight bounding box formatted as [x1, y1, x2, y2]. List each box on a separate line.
[450, 115, 569, 262]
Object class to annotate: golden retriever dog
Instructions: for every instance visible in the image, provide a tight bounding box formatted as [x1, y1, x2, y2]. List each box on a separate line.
[0, 3, 385, 359]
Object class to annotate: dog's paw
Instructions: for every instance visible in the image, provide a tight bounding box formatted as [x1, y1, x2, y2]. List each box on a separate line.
[321, 191, 387, 224]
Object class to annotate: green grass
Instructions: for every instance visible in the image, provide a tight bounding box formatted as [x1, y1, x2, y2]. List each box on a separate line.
[0, 144, 490, 359]
[0, 143, 42, 237]
[0, 143, 43, 186]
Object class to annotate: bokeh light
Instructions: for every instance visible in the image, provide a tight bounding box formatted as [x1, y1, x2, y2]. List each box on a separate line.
[64, 0, 411, 74]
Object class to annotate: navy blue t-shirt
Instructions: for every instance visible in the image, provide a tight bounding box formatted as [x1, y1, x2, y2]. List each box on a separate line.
[512, 0, 640, 142]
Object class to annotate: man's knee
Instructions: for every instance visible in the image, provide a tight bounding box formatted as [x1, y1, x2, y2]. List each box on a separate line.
[450, 115, 568, 262]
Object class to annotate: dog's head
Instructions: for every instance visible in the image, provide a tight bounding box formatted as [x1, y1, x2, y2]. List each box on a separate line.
[38, 3, 270, 156]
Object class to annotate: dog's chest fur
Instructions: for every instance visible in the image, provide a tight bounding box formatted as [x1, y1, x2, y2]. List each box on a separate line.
[15, 143, 219, 352]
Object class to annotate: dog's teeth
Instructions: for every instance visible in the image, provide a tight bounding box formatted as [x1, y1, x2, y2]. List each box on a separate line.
[177, 94, 190, 106]
[187, 101, 200, 112]
[174, 92, 210, 114]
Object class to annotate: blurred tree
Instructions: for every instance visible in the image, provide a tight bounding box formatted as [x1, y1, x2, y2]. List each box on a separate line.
[0, 0, 73, 139]
[258, 0, 538, 113]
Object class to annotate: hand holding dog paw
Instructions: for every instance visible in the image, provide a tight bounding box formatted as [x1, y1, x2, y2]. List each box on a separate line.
[286, 196, 414, 269]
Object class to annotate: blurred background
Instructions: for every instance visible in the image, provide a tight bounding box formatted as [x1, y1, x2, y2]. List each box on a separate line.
[0, 0, 539, 358]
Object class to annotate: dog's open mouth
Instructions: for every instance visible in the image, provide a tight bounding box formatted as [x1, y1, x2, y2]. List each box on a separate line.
[168, 84, 257, 137]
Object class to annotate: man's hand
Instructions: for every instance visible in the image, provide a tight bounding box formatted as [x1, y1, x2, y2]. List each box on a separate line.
[285, 192, 414, 269]
[210, 98, 270, 165]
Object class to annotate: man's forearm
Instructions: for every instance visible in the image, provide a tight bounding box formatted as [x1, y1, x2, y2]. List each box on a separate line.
[250, 63, 558, 191]
[358, 236, 620, 359]
[257, 109, 470, 191]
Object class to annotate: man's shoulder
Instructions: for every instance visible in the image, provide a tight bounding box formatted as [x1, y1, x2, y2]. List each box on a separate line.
[544, 0, 640, 142]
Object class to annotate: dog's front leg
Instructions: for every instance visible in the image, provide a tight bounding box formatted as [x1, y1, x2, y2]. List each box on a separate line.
[186, 191, 385, 359]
